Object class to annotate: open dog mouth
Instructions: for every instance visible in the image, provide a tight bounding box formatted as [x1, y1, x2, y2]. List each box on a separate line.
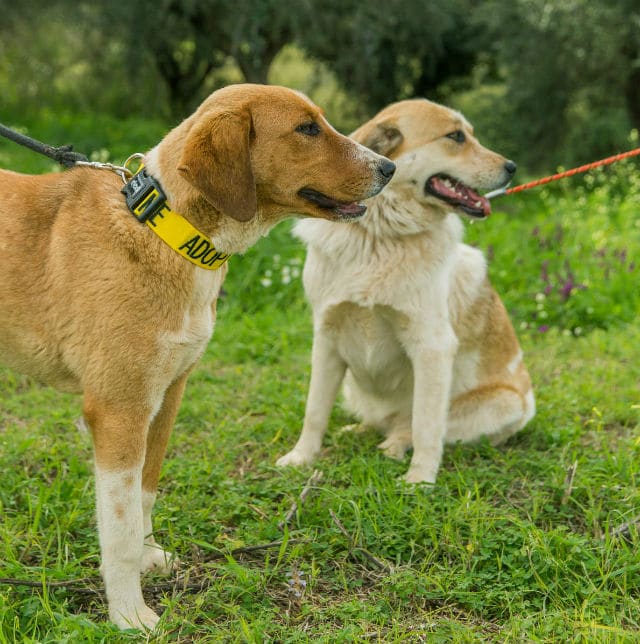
[298, 188, 367, 219]
[425, 174, 491, 219]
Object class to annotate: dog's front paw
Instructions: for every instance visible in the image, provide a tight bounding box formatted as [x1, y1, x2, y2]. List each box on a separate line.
[276, 448, 317, 467]
[403, 463, 438, 485]
[141, 541, 179, 575]
[111, 603, 160, 631]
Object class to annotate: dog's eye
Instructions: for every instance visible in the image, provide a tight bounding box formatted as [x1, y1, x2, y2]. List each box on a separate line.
[296, 122, 321, 137]
[446, 130, 466, 144]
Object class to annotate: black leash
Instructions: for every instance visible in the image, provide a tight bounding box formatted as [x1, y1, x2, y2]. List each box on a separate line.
[0, 122, 88, 167]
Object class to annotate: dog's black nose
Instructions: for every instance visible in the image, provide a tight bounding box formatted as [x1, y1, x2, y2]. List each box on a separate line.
[504, 160, 517, 176]
[378, 159, 396, 180]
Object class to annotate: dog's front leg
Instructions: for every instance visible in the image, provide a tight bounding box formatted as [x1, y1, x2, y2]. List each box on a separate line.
[85, 395, 159, 631]
[402, 324, 457, 484]
[277, 328, 346, 467]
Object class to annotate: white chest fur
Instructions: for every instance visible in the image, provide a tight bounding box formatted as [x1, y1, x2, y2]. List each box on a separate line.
[154, 268, 223, 387]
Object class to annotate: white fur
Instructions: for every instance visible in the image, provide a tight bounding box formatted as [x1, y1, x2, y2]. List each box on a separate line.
[277, 192, 464, 483]
[95, 466, 159, 630]
[141, 490, 176, 573]
[277, 103, 534, 483]
[155, 271, 219, 382]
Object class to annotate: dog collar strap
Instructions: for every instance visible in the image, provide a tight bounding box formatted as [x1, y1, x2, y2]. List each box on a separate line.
[121, 167, 231, 271]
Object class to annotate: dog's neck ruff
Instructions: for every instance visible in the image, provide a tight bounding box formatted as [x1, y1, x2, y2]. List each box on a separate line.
[121, 165, 230, 271]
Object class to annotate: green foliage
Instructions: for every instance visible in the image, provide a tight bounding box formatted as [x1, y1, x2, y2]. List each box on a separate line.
[465, 153, 640, 335]
[297, 0, 479, 111]
[0, 112, 168, 174]
[1, 311, 639, 640]
[221, 220, 306, 315]
[220, 148, 640, 333]
[0, 3, 170, 120]
[1, 117, 640, 639]
[472, 0, 640, 171]
[269, 45, 366, 134]
[2, 0, 639, 172]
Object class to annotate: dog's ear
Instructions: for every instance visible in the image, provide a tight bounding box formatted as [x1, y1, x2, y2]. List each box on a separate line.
[178, 108, 256, 222]
[353, 121, 404, 157]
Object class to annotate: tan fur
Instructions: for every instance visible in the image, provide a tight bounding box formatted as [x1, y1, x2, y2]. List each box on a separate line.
[277, 98, 535, 484]
[0, 83, 394, 629]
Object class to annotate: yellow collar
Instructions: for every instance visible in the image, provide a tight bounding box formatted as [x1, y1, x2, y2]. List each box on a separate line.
[121, 165, 230, 271]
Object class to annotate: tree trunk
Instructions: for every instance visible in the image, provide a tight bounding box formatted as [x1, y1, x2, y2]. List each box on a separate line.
[625, 65, 640, 133]
[235, 40, 285, 85]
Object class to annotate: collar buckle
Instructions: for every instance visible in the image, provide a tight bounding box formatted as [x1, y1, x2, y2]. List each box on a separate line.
[119, 164, 231, 271]
[121, 169, 167, 222]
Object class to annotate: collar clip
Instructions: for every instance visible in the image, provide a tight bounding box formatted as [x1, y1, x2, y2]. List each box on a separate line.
[121, 169, 167, 222]
[120, 164, 231, 271]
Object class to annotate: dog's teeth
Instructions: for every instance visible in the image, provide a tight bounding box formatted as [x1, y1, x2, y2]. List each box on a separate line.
[474, 200, 482, 207]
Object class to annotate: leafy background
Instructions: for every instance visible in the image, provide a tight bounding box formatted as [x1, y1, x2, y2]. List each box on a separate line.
[1, 0, 640, 640]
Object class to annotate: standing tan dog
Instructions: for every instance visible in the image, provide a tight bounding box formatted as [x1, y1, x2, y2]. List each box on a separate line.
[277, 98, 534, 484]
[0, 84, 395, 629]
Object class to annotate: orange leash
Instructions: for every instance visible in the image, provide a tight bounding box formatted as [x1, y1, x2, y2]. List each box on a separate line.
[485, 146, 640, 199]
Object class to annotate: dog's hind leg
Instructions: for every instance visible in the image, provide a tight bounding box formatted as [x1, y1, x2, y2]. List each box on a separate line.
[445, 384, 535, 445]
[84, 393, 160, 631]
[140, 373, 189, 574]
[377, 414, 412, 460]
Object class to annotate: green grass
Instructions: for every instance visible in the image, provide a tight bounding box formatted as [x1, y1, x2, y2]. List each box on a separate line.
[1, 119, 640, 641]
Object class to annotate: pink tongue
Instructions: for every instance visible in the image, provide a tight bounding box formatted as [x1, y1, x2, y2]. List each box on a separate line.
[475, 195, 491, 217]
[336, 202, 366, 216]
[432, 177, 491, 217]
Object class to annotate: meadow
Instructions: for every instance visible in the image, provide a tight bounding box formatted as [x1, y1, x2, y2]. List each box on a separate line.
[0, 117, 639, 642]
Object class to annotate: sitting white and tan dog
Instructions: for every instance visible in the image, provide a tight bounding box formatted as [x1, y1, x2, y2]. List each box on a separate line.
[277, 98, 535, 484]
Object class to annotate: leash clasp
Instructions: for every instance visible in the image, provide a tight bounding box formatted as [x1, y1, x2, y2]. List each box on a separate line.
[484, 186, 508, 200]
